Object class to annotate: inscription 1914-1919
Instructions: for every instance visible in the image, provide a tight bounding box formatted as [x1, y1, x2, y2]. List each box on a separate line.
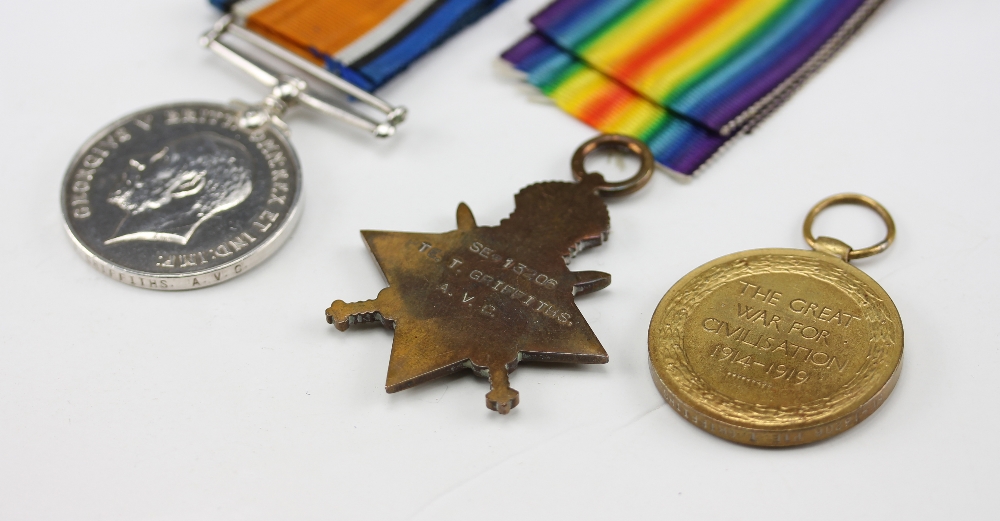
[690, 272, 865, 403]
[649, 193, 904, 446]
[696, 278, 859, 391]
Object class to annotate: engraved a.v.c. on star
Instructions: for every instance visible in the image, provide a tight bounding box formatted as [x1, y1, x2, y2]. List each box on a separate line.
[326, 179, 614, 414]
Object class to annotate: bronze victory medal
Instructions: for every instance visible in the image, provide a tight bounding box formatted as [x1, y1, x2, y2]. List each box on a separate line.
[649, 195, 903, 446]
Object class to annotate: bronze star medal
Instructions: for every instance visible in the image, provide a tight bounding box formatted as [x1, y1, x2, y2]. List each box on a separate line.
[326, 135, 655, 413]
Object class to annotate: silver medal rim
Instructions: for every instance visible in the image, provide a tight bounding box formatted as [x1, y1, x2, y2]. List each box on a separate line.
[61, 101, 303, 290]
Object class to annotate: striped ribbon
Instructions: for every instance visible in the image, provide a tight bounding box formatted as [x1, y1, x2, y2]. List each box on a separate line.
[502, 0, 885, 175]
[212, 0, 507, 91]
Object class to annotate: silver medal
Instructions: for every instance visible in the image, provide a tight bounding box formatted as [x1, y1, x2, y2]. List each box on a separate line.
[63, 102, 301, 290]
[61, 15, 405, 289]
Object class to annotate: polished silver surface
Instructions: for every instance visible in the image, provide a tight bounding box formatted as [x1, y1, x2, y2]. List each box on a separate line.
[62, 102, 302, 290]
[200, 15, 406, 138]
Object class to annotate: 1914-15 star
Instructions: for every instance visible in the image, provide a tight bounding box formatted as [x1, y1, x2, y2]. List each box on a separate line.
[326, 177, 614, 414]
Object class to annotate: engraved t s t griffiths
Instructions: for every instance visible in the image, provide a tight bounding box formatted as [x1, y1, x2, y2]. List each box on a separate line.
[61, 16, 405, 289]
[648, 194, 903, 446]
[326, 135, 654, 414]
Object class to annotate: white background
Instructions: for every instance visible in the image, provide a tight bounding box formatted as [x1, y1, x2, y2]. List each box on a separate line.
[1, 0, 998, 519]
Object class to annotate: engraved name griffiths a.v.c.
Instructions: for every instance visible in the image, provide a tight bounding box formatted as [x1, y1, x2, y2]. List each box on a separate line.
[62, 102, 301, 290]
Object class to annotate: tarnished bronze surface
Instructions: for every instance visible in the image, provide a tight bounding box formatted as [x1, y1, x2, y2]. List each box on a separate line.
[327, 135, 654, 414]
[649, 194, 903, 446]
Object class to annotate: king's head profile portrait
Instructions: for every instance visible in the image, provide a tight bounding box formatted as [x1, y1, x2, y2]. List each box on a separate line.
[104, 132, 254, 246]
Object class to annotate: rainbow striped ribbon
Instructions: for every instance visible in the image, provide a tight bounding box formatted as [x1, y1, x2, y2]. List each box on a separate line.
[213, 0, 507, 91]
[502, 0, 885, 175]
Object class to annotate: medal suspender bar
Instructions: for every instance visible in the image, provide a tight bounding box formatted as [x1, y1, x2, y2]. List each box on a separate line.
[200, 14, 406, 138]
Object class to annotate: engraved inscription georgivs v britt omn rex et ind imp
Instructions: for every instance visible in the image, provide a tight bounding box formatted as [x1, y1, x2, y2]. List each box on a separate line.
[62, 102, 301, 290]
